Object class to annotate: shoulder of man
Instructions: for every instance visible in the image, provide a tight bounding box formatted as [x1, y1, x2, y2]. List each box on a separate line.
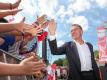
[86, 42, 93, 46]
[86, 42, 93, 50]
[66, 41, 74, 46]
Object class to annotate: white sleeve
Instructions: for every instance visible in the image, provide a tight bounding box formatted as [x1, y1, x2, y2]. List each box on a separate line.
[48, 35, 56, 41]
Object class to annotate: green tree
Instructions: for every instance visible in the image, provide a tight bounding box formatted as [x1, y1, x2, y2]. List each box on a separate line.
[63, 58, 68, 66]
[53, 58, 68, 66]
[94, 50, 99, 60]
[53, 59, 63, 66]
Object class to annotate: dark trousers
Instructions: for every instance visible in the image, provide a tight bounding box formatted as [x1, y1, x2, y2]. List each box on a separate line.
[104, 64, 107, 80]
[81, 71, 96, 80]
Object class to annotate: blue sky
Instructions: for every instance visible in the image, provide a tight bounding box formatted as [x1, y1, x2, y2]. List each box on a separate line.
[1, 0, 107, 63]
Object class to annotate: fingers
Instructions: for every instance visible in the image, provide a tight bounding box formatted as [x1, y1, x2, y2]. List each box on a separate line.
[49, 19, 56, 24]
[11, 9, 22, 15]
[36, 27, 43, 34]
[32, 63, 45, 71]
[33, 15, 48, 29]
[17, 0, 21, 3]
[24, 26, 43, 36]
[26, 61, 46, 73]
[20, 17, 25, 23]
[32, 22, 39, 27]
[34, 71, 43, 78]
[48, 19, 55, 27]
[23, 56, 35, 62]
[32, 71, 43, 76]
[11, 9, 22, 12]
[15, 0, 21, 4]
[37, 15, 47, 24]
[19, 56, 34, 65]
[41, 21, 49, 29]
[16, 9, 22, 12]
[48, 19, 56, 35]
[21, 59, 46, 75]
[13, 0, 21, 9]
[25, 53, 39, 61]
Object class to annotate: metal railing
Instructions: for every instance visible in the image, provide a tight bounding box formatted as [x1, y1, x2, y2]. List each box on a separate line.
[0, 49, 35, 80]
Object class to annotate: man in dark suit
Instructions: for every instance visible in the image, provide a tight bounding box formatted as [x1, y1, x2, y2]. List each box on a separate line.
[48, 19, 101, 80]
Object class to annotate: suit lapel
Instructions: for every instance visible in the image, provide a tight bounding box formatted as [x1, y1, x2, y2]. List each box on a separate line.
[70, 42, 81, 71]
[86, 42, 93, 55]
[86, 42, 93, 64]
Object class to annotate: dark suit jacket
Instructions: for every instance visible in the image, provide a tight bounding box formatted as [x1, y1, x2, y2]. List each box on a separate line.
[48, 39, 101, 80]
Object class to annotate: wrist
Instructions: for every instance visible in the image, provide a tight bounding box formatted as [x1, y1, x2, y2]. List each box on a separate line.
[50, 32, 55, 35]
[13, 23, 22, 31]
[13, 23, 19, 29]
[8, 64, 26, 75]
[18, 64, 26, 75]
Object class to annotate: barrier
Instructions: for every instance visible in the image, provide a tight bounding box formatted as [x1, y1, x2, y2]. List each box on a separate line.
[0, 49, 34, 80]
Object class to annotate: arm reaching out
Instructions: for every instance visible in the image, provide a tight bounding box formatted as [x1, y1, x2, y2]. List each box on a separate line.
[0, 0, 21, 10]
[0, 56, 46, 76]
[0, 9, 22, 18]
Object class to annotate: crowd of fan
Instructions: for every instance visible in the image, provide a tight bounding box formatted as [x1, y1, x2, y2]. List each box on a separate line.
[0, 0, 47, 78]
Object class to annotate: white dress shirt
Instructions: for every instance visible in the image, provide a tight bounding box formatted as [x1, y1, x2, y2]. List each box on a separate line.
[74, 41, 93, 71]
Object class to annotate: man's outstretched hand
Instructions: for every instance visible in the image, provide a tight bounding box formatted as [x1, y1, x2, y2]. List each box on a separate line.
[48, 19, 57, 35]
